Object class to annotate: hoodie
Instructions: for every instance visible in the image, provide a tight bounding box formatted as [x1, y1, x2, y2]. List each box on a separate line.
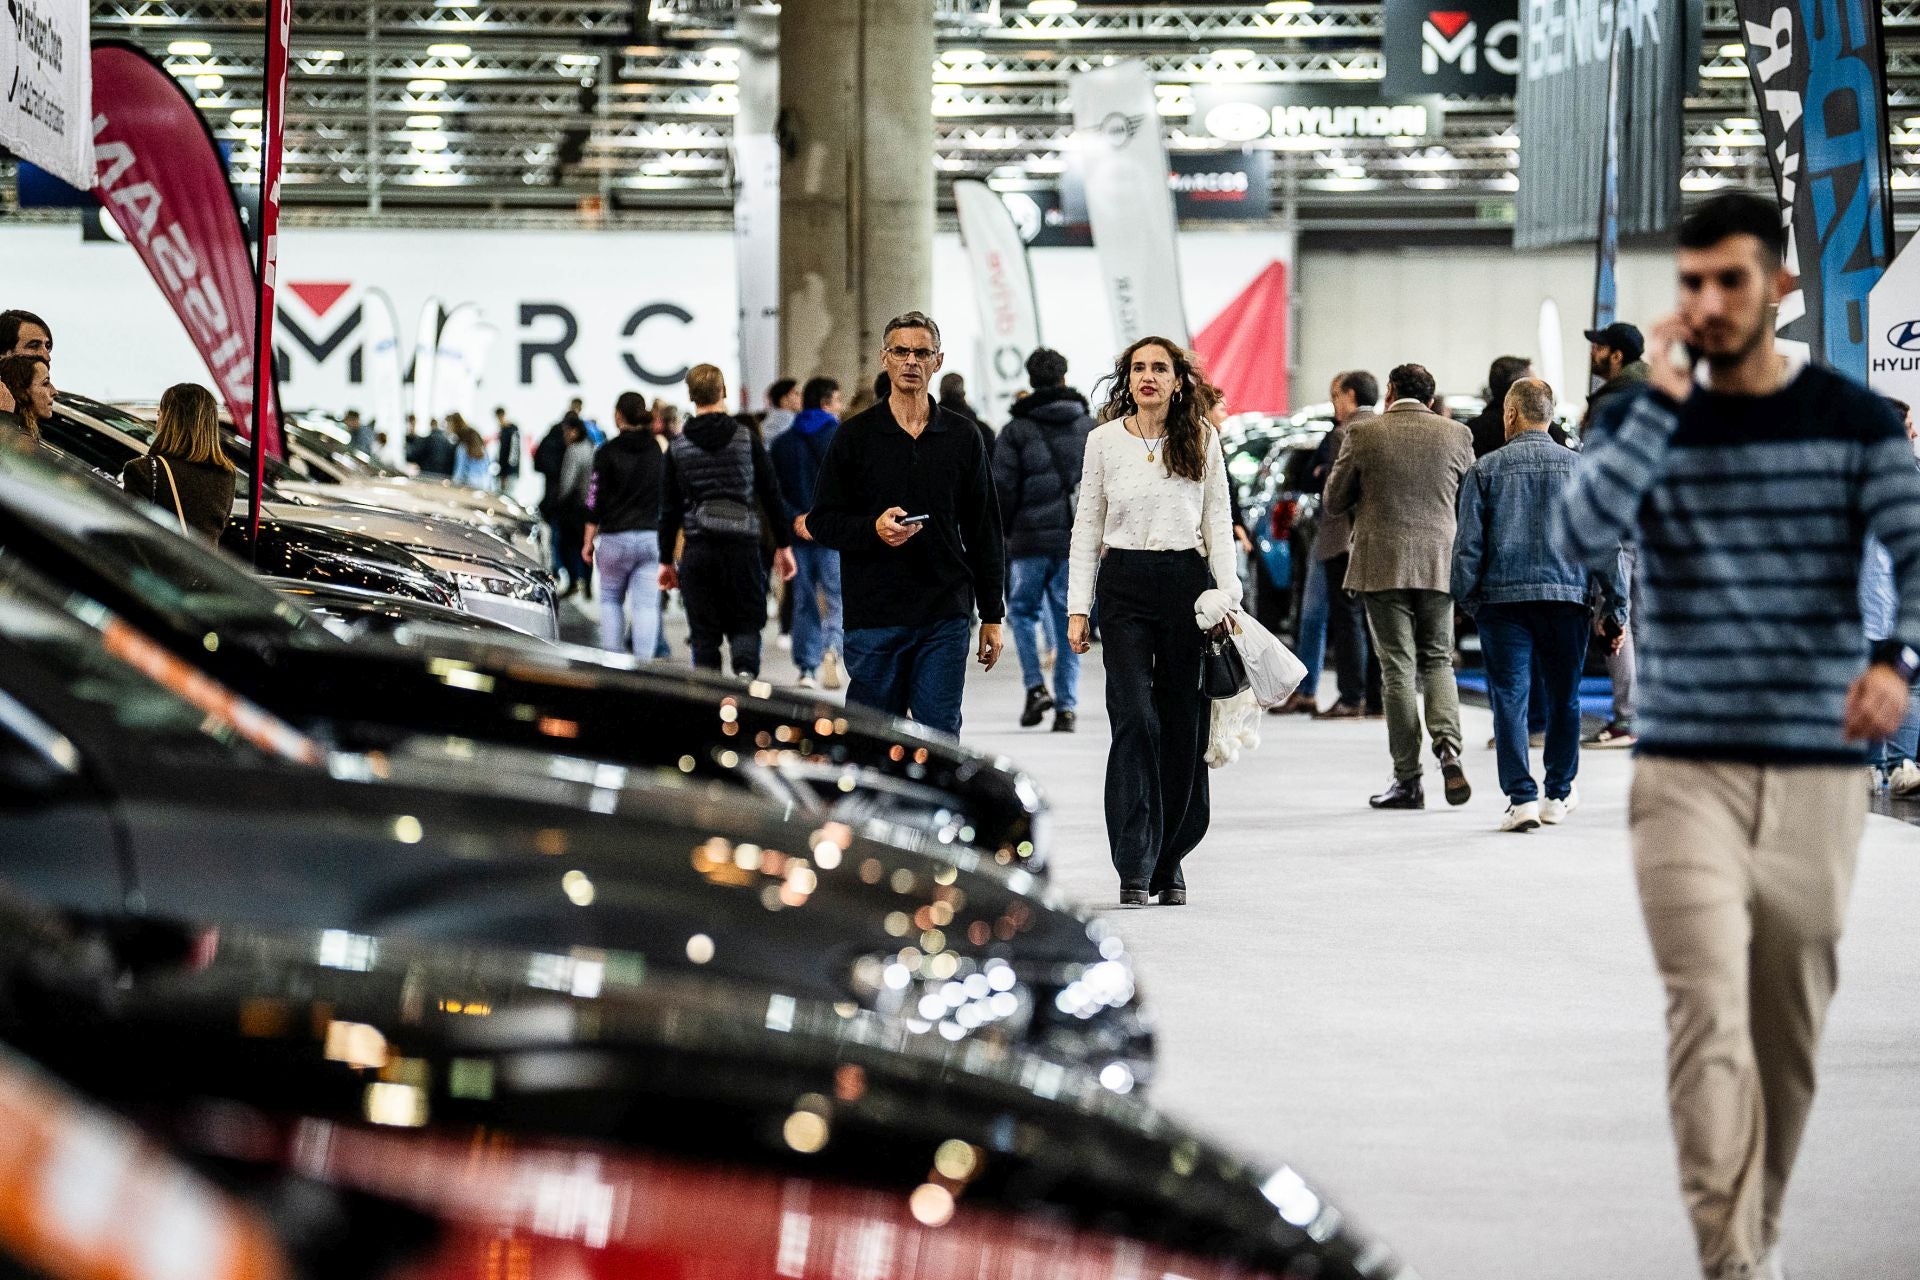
[1580, 359, 1650, 433]
[769, 407, 840, 523]
[991, 385, 1095, 560]
[657, 411, 792, 556]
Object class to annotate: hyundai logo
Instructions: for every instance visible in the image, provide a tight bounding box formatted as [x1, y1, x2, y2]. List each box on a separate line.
[1890, 319, 1920, 352]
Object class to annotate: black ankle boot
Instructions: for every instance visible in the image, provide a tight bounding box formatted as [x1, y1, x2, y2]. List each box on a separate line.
[1369, 777, 1425, 810]
[1020, 684, 1054, 728]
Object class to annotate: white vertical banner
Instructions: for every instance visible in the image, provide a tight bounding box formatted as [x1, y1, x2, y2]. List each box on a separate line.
[409, 297, 443, 429]
[0, 0, 91, 188]
[734, 132, 782, 411]
[1068, 61, 1188, 348]
[1868, 237, 1920, 418]
[362, 288, 405, 464]
[1536, 297, 1565, 401]
[954, 179, 1042, 426]
[432, 303, 492, 425]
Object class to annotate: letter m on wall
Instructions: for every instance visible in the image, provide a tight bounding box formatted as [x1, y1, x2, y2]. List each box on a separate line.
[1423, 11, 1477, 72]
[275, 282, 363, 384]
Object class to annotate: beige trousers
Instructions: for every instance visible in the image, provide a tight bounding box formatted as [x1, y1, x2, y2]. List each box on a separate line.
[1629, 757, 1866, 1280]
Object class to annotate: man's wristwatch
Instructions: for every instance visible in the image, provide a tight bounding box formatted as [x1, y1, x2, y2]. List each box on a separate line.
[1872, 640, 1920, 685]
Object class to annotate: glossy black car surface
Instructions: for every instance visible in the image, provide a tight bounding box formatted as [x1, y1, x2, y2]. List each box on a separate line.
[0, 561, 1142, 1081]
[0, 899, 1403, 1280]
[0, 448, 1049, 872]
[264, 576, 517, 637]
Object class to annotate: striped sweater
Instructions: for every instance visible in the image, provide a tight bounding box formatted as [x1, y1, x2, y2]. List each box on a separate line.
[1552, 364, 1920, 764]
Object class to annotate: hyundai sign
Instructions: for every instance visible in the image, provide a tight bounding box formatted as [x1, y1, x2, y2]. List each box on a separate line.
[1191, 85, 1443, 145]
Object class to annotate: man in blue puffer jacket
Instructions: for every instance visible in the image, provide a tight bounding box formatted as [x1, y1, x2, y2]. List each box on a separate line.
[771, 376, 845, 689]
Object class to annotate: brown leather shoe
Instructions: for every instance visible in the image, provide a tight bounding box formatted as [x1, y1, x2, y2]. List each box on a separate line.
[1313, 700, 1366, 720]
[1269, 691, 1317, 716]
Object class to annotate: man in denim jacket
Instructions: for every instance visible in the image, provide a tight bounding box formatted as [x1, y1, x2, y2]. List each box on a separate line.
[1452, 378, 1626, 831]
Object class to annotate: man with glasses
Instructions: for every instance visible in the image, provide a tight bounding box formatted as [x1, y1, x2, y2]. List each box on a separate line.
[0, 310, 53, 420]
[802, 311, 1006, 735]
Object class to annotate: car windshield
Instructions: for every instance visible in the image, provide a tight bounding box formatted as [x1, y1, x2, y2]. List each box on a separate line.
[0, 562, 320, 764]
[292, 425, 402, 479]
[0, 448, 325, 643]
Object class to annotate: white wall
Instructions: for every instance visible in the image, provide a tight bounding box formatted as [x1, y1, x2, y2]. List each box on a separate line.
[1295, 243, 1679, 408]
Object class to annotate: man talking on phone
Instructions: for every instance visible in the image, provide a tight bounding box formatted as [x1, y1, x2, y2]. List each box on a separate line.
[1554, 191, 1920, 1280]
[801, 310, 1006, 735]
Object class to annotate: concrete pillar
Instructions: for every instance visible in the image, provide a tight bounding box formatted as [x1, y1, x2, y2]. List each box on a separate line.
[777, 0, 934, 391]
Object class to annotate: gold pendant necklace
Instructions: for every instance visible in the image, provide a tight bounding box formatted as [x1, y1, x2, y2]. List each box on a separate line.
[1131, 416, 1164, 463]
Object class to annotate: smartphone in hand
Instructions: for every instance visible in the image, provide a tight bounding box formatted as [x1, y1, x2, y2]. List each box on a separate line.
[899, 514, 930, 526]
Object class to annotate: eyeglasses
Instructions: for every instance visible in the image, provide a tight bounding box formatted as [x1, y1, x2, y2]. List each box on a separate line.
[884, 345, 938, 362]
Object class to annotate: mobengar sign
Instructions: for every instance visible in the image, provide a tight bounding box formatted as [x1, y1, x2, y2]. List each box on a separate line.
[1383, 0, 1522, 96]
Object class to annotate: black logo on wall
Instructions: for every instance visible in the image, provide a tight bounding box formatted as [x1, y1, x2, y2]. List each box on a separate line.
[1383, 0, 1521, 96]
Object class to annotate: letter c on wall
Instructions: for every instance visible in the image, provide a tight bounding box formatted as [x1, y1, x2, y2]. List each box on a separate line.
[622, 303, 694, 385]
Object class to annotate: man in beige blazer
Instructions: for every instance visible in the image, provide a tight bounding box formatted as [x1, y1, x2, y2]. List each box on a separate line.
[1324, 362, 1475, 809]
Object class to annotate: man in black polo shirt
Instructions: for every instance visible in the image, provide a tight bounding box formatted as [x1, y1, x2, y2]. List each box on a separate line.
[802, 310, 1006, 735]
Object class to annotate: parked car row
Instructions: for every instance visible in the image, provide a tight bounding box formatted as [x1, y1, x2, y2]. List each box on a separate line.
[0, 428, 1413, 1279]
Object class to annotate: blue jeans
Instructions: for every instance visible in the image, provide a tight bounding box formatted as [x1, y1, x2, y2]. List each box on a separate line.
[843, 616, 972, 736]
[1294, 554, 1330, 698]
[594, 530, 661, 659]
[1872, 684, 1920, 767]
[1008, 555, 1078, 712]
[1478, 602, 1590, 804]
[790, 542, 844, 675]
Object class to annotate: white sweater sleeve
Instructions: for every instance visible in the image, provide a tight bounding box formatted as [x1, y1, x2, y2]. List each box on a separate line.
[1066, 429, 1107, 615]
[1202, 432, 1242, 605]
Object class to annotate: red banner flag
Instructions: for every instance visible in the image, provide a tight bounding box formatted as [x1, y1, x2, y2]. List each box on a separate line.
[252, 0, 291, 477]
[88, 40, 284, 457]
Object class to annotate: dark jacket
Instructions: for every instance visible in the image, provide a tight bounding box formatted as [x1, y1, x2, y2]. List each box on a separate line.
[940, 392, 996, 461]
[807, 396, 1007, 630]
[1468, 402, 1572, 458]
[1452, 430, 1625, 617]
[408, 429, 457, 478]
[496, 422, 521, 478]
[658, 412, 792, 558]
[769, 408, 839, 524]
[122, 455, 236, 544]
[585, 429, 664, 534]
[991, 385, 1094, 560]
[1580, 360, 1650, 432]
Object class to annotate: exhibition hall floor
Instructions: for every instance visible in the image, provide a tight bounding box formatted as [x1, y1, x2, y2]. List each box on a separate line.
[602, 604, 1920, 1279]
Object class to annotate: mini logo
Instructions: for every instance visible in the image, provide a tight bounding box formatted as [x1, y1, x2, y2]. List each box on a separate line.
[1097, 111, 1145, 148]
[1889, 319, 1920, 352]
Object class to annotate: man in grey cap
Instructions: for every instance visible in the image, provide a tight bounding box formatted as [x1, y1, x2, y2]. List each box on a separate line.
[1581, 319, 1650, 751]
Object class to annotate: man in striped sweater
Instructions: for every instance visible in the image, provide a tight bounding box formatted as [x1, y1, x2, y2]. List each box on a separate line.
[1553, 192, 1920, 1280]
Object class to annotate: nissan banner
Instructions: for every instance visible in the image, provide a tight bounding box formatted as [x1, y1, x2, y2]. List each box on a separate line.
[1515, 0, 1693, 249]
[2, 0, 91, 188]
[89, 42, 282, 447]
[1069, 61, 1189, 347]
[1383, 0, 1522, 96]
[954, 180, 1042, 426]
[1738, 0, 1893, 379]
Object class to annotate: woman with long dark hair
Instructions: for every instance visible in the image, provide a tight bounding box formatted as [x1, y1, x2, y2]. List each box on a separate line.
[1067, 336, 1239, 907]
[121, 383, 237, 544]
[448, 412, 493, 489]
[0, 355, 53, 446]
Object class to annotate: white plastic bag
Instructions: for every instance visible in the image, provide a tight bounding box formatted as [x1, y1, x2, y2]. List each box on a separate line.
[1206, 689, 1262, 769]
[1226, 608, 1307, 709]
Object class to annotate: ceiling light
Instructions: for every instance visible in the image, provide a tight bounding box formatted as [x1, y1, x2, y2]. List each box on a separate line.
[941, 49, 986, 64]
[231, 107, 263, 124]
[310, 49, 345, 61]
[410, 132, 448, 151]
[406, 78, 447, 93]
[705, 44, 740, 59]
[196, 73, 224, 89]
[1026, 0, 1077, 13]
[1718, 43, 1746, 57]
[1701, 65, 1748, 78]
[406, 113, 443, 128]
[1721, 116, 1760, 130]
[1266, 0, 1315, 11]
[427, 43, 470, 57]
[1211, 48, 1256, 62]
[558, 53, 600, 67]
[1904, 116, 1920, 129]
[194, 96, 222, 108]
[168, 40, 212, 56]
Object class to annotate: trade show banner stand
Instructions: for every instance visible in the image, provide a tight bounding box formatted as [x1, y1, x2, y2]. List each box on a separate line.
[953, 180, 1043, 425]
[1, 0, 92, 188]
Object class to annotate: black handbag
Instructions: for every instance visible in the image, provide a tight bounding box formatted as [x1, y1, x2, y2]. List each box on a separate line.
[1201, 627, 1250, 700]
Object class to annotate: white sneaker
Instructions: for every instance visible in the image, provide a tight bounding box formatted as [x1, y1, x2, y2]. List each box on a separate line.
[796, 673, 817, 690]
[1499, 801, 1541, 833]
[1541, 785, 1579, 825]
[777, 634, 793, 652]
[821, 651, 843, 690]
[1889, 759, 1920, 797]
[1758, 1245, 1787, 1280]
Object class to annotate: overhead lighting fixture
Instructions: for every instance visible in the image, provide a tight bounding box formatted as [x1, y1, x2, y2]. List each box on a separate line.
[406, 113, 443, 128]
[1026, 0, 1077, 13]
[1718, 43, 1746, 57]
[427, 43, 470, 57]
[196, 73, 224, 89]
[1211, 48, 1256, 62]
[168, 40, 212, 56]
[231, 107, 263, 124]
[1701, 65, 1747, 78]
[406, 78, 448, 93]
[705, 44, 740, 59]
[941, 48, 986, 65]
[558, 53, 600, 67]
[195, 96, 222, 108]
[1266, 0, 1315, 11]
[310, 49, 345, 61]
[410, 132, 449, 151]
[1721, 116, 1760, 130]
[1905, 115, 1920, 129]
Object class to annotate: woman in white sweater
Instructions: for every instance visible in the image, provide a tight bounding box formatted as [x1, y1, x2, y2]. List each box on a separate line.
[1067, 337, 1240, 907]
